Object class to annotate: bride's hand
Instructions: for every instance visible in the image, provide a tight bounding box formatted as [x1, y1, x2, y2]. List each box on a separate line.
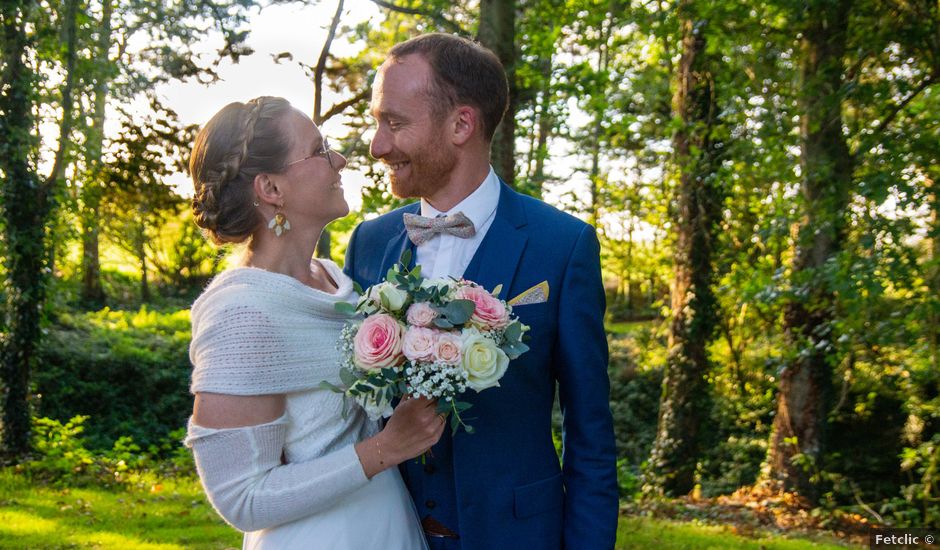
[382, 396, 446, 461]
[355, 396, 445, 478]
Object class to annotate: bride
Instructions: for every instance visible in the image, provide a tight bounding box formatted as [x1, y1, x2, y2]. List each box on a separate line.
[184, 96, 442, 549]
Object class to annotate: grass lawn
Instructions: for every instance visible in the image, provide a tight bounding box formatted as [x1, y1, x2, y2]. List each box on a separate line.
[616, 516, 862, 549]
[1, 470, 862, 549]
[0, 470, 240, 549]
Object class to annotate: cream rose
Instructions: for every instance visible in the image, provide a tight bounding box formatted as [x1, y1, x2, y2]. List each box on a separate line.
[402, 326, 437, 362]
[352, 382, 394, 419]
[461, 330, 509, 391]
[434, 332, 463, 365]
[376, 282, 408, 312]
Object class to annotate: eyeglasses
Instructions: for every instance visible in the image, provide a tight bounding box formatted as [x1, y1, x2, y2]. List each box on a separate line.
[285, 137, 336, 171]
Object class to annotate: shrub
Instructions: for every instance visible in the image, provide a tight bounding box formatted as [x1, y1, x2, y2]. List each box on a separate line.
[22, 416, 195, 487]
[33, 306, 193, 450]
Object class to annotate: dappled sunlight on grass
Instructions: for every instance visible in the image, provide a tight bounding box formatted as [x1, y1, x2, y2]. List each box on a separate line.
[0, 470, 240, 549]
[0, 509, 60, 536]
[616, 515, 863, 549]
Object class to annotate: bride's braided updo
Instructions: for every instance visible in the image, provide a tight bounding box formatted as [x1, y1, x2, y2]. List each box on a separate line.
[190, 96, 293, 244]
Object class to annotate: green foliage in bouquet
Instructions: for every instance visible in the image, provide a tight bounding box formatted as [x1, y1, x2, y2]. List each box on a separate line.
[326, 250, 529, 435]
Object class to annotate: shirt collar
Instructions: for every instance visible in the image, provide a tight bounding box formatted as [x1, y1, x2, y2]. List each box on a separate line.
[420, 167, 500, 230]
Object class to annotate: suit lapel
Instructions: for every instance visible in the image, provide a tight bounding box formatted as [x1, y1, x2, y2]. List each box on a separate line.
[462, 183, 528, 300]
[379, 204, 420, 278]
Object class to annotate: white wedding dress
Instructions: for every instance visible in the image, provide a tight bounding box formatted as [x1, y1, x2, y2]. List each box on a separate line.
[242, 390, 427, 550]
[187, 260, 428, 550]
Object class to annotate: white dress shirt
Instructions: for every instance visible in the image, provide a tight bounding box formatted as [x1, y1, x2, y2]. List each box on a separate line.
[415, 167, 500, 280]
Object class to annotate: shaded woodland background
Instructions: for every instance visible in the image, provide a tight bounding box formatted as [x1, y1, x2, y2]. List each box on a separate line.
[1, 0, 938, 531]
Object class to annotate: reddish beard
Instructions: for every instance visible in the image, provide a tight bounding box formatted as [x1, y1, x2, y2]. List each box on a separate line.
[388, 137, 456, 199]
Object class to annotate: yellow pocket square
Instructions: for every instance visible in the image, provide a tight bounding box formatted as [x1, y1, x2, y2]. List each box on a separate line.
[509, 281, 549, 306]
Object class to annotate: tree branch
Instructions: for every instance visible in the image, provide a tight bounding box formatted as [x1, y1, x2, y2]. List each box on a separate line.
[320, 87, 372, 123]
[369, 0, 465, 35]
[44, 0, 80, 192]
[870, 74, 935, 138]
[314, 0, 344, 124]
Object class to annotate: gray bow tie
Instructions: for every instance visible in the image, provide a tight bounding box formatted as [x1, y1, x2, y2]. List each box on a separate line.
[403, 212, 476, 246]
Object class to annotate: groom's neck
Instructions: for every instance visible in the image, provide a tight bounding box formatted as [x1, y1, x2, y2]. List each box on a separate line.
[423, 157, 491, 212]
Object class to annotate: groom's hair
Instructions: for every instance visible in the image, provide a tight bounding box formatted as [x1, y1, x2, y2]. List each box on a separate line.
[388, 33, 508, 143]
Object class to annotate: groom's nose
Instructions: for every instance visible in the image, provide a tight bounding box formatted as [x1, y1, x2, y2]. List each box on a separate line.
[370, 125, 392, 159]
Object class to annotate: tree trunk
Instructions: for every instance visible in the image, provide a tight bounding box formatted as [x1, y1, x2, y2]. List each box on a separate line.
[0, 0, 44, 461]
[928, 174, 939, 372]
[766, 0, 853, 502]
[646, 1, 721, 496]
[135, 223, 150, 302]
[478, 0, 516, 186]
[79, 0, 113, 306]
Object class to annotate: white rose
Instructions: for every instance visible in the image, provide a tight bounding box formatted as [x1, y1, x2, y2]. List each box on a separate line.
[376, 282, 408, 312]
[461, 330, 509, 392]
[352, 383, 394, 420]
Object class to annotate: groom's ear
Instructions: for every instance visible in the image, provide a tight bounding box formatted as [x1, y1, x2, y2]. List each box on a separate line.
[451, 105, 478, 146]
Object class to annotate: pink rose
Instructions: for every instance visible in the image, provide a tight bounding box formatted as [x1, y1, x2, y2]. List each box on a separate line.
[353, 314, 404, 370]
[406, 302, 438, 327]
[456, 285, 510, 330]
[434, 332, 462, 365]
[402, 326, 437, 362]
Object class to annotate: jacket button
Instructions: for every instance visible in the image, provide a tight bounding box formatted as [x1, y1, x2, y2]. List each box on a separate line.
[424, 464, 436, 474]
[426, 500, 436, 509]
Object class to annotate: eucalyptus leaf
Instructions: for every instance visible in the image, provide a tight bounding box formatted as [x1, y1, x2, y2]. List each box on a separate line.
[433, 318, 455, 329]
[334, 301, 357, 315]
[504, 321, 523, 341]
[444, 299, 475, 324]
[318, 380, 344, 393]
[339, 368, 358, 387]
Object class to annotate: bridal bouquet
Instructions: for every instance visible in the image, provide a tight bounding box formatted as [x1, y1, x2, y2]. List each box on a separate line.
[326, 251, 529, 433]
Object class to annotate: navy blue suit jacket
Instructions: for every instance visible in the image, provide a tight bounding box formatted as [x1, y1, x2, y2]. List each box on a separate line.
[344, 183, 618, 550]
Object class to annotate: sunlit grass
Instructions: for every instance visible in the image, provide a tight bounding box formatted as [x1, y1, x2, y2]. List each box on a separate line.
[616, 515, 862, 549]
[0, 469, 240, 549]
[1, 468, 863, 549]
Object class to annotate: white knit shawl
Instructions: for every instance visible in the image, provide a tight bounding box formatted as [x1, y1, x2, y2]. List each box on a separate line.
[189, 260, 358, 396]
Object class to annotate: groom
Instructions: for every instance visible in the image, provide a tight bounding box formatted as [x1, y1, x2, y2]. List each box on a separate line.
[344, 33, 618, 550]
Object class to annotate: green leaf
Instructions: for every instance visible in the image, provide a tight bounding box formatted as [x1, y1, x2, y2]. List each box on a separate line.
[433, 318, 455, 329]
[400, 249, 412, 269]
[318, 380, 344, 393]
[491, 283, 503, 296]
[352, 281, 363, 295]
[504, 321, 523, 342]
[444, 299, 475, 325]
[339, 368, 358, 388]
[334, 302, 357, 315]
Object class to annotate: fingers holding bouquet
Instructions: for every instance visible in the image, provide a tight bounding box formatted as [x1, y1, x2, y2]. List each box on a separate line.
[383, 396, 446, 458]
[354, 395, 444, 479]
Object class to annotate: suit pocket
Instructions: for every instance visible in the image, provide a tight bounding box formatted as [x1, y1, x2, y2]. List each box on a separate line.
[512, 301, 551, 322]
[513, 473, 564, 519]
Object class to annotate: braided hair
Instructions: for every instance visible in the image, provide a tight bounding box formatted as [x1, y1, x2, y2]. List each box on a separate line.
[190, 96, 293, 244]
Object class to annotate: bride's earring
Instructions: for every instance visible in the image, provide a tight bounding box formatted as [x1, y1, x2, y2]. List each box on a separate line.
[268, 204, 290, 236]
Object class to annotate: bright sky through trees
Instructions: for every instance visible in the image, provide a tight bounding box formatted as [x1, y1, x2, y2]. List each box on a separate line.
[158, 0, 381, 209]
